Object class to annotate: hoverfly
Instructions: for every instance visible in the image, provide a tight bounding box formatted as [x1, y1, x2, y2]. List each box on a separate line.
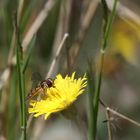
[26, 72, 53, 100]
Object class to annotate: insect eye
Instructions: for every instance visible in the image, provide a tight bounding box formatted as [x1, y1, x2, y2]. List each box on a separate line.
[46, 78, 53, 87]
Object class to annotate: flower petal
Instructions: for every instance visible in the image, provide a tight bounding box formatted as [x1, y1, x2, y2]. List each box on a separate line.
[28, 72, 87, 119]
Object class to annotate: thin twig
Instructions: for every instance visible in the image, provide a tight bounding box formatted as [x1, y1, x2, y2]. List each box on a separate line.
[99, 98, 107, 108]
[22, 0, 56, 52]
[107, 0, 140, 36]
[106, 108, 113, 140]
[26, 33, 68, 132]
[31, 33, 68, 140]
[0, 0, 56, 91]
[100, 99, 140, 131]
[107, 107, 140, 127]
[69, 0, 99, 68]
[46, 33, 69, 78]
[106, 0, 140, 25]
[26, 114, 34, 131]
[52, 0, 72, 74]
[0, 0, 25, 117]
[17, 0, 25, 22]
[0, 0, 25, 94]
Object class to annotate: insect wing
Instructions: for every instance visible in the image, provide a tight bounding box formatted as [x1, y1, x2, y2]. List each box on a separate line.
[26, 86, 43, 100]
[31, 72, 43, 88]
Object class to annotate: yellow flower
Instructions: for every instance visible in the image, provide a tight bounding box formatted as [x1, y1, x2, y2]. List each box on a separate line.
[28, 72, 87, 119]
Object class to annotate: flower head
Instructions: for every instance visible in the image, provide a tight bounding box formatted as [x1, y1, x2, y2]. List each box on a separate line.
[28, 72, 87, 119]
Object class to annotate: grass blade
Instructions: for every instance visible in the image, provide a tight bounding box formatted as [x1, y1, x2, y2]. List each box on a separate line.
[87, 62, 95, 140]
[22, 36, 36, 74]
[15, 12, 26, 140]
[7, 67, 17, 140]
[93, 0, 119, 139]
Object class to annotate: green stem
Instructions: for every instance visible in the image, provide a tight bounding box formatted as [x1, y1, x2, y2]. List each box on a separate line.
[93, 0, 118, 139]
[87, 69, 95, 140]
[7, 67, 17, 140]
[22, 36, 36, 74]
[102, 0, 118, 50]
[15, 13, 26, 140]
[93, 52, 105, 139]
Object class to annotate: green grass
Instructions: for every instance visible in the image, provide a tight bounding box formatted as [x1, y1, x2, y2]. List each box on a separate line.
[0, 0, 140, 140]
[7, 67, 17, 140]
[15, 13, 26, 140]
[88, 0, 119, 139]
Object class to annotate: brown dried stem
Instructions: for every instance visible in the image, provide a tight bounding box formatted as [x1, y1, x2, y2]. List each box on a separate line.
[22, 0, 56, 52]
[106, 107, 140, 127]
[106, 0, 140, 25]
[46, 33, 69, 78]
[0, 0, 56, 91]
[105, 108, 113, 140]
[100, 101, 140, 139]
[26, 33, 68, 132]
[69, 0, 99, 68]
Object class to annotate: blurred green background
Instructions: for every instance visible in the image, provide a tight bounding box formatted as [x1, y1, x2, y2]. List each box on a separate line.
[0, 0, 140, 140]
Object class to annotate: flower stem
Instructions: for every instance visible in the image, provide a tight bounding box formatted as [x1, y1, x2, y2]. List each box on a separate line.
[93, 0, 118, 139]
